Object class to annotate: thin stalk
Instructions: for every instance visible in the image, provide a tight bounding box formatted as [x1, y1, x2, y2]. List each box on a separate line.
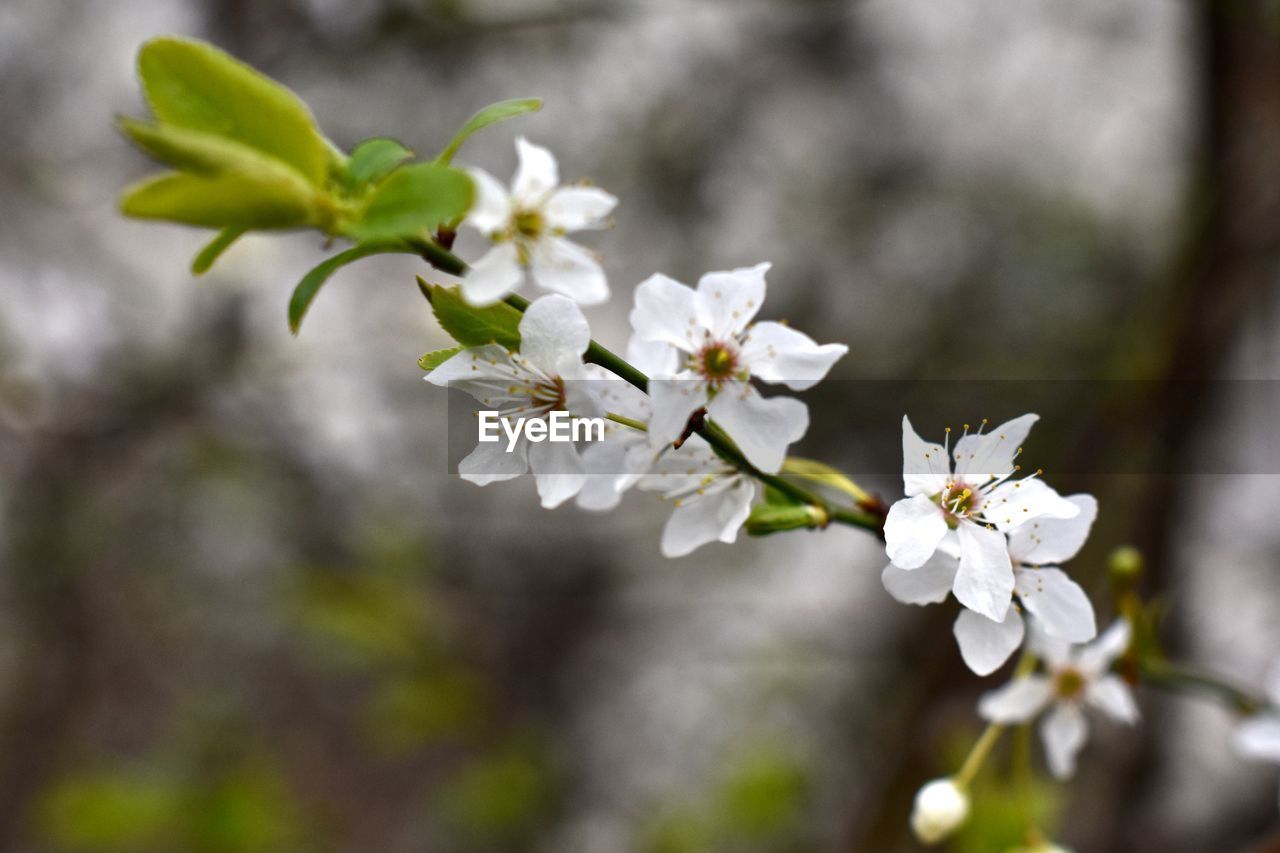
[955, 722, 1005, 787]
[606, 412, 647, 432]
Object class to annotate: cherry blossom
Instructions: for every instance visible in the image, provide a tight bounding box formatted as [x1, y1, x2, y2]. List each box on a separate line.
[628, 263, 846, 474]
[636, 435, 755, 558]
[461, 137, 616, 306]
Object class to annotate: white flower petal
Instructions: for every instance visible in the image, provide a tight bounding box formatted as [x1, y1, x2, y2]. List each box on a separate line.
[1040, 703, 1088, 779]
[461, 242, 525, 305]
[626, 336, 679, 379]
[984, 478, 1080, 533]
[575, 439, 631, 511]
[1077, 620, 1131, 676]
[660, 478, 754, 558]
[1086, 675, 1139, 724]
[528, 236, 608, 304]
[1007, 494, 1098, 565]
[458, 438, 529, 485]
[978, 675, 1053, 723]
[512, 136, 558, 201]
[425, 343, 520, 387]
[528, 438, 586, 508]
[1234, 715, 1280, 763]
[901, 416, 951, 498]
[1016, 568, 1097, 643]
[630, 273, 700, 352]
[884, 494, 949, 570]
[955, 607, 1026, 676]
[953, 413, 1038, 482]
[645, 376, 706, 449]
[693, 263, 769, 339]
[1028, 622, 1073, 668]
[953, 521, 1015, 622]
[738, 321, 847, 391]
[544, 186, 616, 231]
[881, 552, 958, 605]
[705, 385, 807, 474]
[518, 294, 590, 375]
[464, 167, 511, 235]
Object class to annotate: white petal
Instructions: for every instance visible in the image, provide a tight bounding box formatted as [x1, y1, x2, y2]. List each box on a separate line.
[425, 343, 521, 387]
[1234, 715, 1280, 763]
[1040, 703, 1088, 780]
[693, 263, 769, 338]
[1077, 620, 1131, 676]
[518, 294, 590, 375]
[901, 416, 951, 498]
[983, 478, 1080, 533]
[575, 439, 631, 511]
[881, 551, 958, 605]
[1086, 675, 1139, 724]
[660, 478, 754, 558]
[1007, 494, 1098, 565]
[955, 608, 1026, 676]
[645, 376, 706, 449]
[953, 521, 1015, 622]
[512, 136, 558, 201]
[463, 167, 511, 235]
[705, 384, 807, 474]
[630, 273, 700, 352]
[952, 413, 1038, 482]
[458, 438, 529, 485]
[461, 242, 524, 306]
[978, 675, 1053, 723]
[528, 236, 608, 305]
[625, 336, 680, 379]
[544, 186, 616, 231]
[528, 438, 586, 509]
[738, 321, 847, 391]
[883, 494, 949, 570]
[1027, 621, 1073, 668]
[1016, 568, 1097, 643]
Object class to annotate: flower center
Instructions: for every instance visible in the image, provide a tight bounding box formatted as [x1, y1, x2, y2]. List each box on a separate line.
[1053, 667, 1086, 700]
[530, 376, 566, 411]
[696, 342, 738, 382]
[514, 209, 545, 240]
[936, 481, 981, 525]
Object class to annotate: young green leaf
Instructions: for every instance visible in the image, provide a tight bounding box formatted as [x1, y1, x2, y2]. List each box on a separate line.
[418, 346, 464, 371]
[436, 98, 542, 165]
[346, 163, 473, 242]
[289, 242, 415, 334]
[137, 36, 329, 184]
[120, 170, 317, 230]
[118, 117, 312, 180]
[419, 279, 523, 349]
[191, 227, 245, 275]
[348, 138, 413, 187]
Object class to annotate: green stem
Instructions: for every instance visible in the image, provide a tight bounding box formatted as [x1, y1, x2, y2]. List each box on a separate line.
[606, 412, 647, 432]
[1139, 659, 1265, 715]
[955, 722, 1005, 787]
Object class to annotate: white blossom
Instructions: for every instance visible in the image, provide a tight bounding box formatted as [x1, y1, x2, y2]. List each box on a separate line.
[910, 778, 969, 845]
[628, 263, 846, 474]
[636, 435, 755, 558]
[882, 494, 1098, 675]
[461, 137, 616, 306]
[426, 295, 602, 508]
[1232, 660, 1280, 811]
[978, 621, 1138, 779]
[883, 414, 1080, 623]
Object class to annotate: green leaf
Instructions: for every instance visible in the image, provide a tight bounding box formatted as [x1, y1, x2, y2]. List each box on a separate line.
[436, 98, 542, 165]
[418, 346, 463, 371]
[420, 279, 523, 349]
[120, 170, 317, 230]
[347, 163, 473, 241]
[191, 227, 245, 274]
[137, 36, 329, 184]
[118, 117, 311, 180]
[348, 137, 413, 187]
[289, 242, 413, 334]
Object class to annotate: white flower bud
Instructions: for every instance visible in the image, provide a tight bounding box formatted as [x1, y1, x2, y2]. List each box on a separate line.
[910, 777, 970, 845]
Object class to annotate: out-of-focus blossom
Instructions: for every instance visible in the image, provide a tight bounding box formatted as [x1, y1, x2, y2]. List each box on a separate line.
[910, 777, 970, 845]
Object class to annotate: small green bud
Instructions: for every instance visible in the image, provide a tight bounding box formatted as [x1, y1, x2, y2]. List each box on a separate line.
[1108, 546, 1144, 585]
[745, 503, 826, 536]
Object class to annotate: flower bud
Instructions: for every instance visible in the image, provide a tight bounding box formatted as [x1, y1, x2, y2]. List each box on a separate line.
[1107, 546, 1143, 585]
[744, 502, 826, 536]
[910, 777, 969, 845]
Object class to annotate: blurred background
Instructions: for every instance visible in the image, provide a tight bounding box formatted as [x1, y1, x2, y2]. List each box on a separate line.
[1, 0, 1279, 850]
